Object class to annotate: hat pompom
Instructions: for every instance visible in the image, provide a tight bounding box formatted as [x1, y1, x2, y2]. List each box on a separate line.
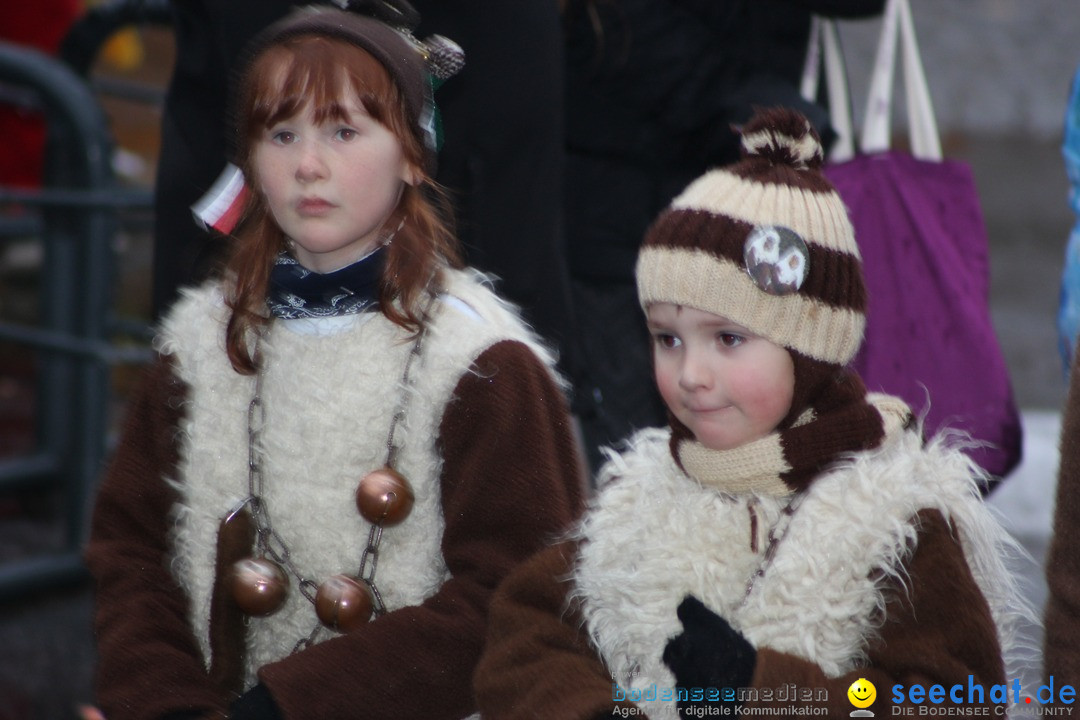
[740, 107, 824, 171]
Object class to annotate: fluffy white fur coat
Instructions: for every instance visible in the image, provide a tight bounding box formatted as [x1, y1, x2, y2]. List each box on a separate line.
[158, 269, 557, 689]
[572, 426, 1033, 720]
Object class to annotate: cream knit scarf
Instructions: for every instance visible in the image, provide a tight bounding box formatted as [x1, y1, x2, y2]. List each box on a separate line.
[675, 372, 913, 497]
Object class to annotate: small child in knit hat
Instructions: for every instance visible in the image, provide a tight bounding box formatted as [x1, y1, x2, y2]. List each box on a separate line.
[474, 107, 1035, 719]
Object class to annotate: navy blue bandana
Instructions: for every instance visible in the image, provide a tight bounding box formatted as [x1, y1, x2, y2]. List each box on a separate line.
[267, 248, 384, 319]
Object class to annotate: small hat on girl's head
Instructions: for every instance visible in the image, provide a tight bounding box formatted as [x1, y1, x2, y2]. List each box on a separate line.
[636, 107, 866, 367]
[238, 1, 464, 164]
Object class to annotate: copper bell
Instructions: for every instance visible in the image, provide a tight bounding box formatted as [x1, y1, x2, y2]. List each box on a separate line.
[315, 574, 374, 632]
[356, 466, 414, 526]
[230, 557, 289, 616]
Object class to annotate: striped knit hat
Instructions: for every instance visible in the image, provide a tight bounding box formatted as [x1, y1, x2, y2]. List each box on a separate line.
[636, 108, 909, 493]
[637, 107, 865, 368]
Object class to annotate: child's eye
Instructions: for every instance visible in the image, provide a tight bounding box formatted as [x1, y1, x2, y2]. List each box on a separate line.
[718, 333, 744, 348]
[653, 333, 680, 350]
[334, 127, 358, 142]
[270, 130, 296, 145]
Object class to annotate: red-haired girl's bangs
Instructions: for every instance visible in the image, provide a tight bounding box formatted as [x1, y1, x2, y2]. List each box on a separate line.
[238, 35, 423, 170]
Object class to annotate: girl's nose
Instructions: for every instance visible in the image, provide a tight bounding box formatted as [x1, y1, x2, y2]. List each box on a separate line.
[296, 143, 328, 182]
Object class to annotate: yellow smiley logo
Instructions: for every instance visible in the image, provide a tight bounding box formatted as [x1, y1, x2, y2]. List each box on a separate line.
[847, 678, 876, 709]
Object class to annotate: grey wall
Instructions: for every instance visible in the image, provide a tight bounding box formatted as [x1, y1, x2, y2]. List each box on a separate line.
[836, 0, 1080, 140]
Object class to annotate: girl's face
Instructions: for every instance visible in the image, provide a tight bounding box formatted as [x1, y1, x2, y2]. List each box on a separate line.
[252, 93, 418, 273]
[647, 302, 794, 451]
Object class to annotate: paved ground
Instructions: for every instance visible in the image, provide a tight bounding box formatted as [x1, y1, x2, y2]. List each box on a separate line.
[2, 3, 1080, 717]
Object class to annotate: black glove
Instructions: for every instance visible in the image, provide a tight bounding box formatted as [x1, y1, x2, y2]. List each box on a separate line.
[662, 595, 756, 716]
[230, 683, 284, 720]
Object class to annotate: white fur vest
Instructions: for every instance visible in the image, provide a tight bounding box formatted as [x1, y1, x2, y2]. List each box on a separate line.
[157, 269, 557, 688]
[572, 427, 1030, 720]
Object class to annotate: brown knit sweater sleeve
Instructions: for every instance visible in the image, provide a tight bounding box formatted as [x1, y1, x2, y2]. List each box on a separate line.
[85, 355, 231, 720]
[474, 541, 630, 720]
[258, 339, 586, 719]
[746, 508, 1004, 714]
[1046, 346, 1080, 686]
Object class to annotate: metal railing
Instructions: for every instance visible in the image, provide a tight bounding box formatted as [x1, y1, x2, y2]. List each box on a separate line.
[0, 39, 154, 599]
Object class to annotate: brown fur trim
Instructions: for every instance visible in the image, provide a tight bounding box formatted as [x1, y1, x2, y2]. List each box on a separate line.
[474, 542, 620, 719]
[209, 507, 255, 696]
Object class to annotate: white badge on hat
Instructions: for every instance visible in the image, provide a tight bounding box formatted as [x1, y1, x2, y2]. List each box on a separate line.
[743, 225, 810, 296]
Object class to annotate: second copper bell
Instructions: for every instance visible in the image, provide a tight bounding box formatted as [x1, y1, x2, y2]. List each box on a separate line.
[356, 466, 414, 526]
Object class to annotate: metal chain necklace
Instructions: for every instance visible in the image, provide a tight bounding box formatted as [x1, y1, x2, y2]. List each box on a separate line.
[226, 289, 438, 652]
[738, 492, 804, 611]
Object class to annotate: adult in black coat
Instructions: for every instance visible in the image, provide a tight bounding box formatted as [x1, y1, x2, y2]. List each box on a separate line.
[564, 0, 886, 470]
[412, 1, 579, 386]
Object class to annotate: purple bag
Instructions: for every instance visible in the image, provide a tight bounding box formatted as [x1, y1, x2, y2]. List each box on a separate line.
[807, 0, 1022, 480]
[826, 153, 1022, 479]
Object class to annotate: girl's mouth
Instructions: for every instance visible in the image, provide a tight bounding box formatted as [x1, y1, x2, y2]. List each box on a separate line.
[297, 198, 334, 214]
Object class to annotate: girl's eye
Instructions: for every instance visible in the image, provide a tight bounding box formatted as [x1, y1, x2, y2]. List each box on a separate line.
[335, 127, 358, 142]
[271, 130, 296, 145]
[654, 333, 680, 350]
[719, 333, 744, 348]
